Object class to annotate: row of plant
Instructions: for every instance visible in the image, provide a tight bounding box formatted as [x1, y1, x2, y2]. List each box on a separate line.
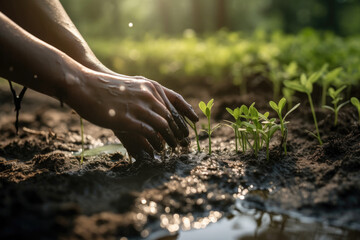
[186, 87, 360, 160]
[90, 29, 360, 100]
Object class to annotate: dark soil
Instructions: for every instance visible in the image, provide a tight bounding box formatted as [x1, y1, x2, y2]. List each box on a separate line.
[1, 85, 360, 240]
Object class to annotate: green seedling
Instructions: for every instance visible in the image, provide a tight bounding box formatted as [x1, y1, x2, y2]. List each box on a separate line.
[225, 107, 246, 153]
[282, 87, 295, 110]
[269, 98, 300, 155]
[79, 117, 85, 165]
[242, 104, 267, 157]
[259, 117, 280, 160]
[322, 86, 349, 126]
[321, 66, 343, 106]
[351, 97, 360, 123]
[185, 117, 201, 152]
[284, 71, 323, 145]
[199, 99, 220, 154]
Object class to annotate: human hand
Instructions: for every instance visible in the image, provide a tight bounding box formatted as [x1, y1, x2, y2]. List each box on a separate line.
[67, 71, 198, 160]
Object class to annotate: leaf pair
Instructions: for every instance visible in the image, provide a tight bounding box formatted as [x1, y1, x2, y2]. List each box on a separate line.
[199, 99, 214, 119]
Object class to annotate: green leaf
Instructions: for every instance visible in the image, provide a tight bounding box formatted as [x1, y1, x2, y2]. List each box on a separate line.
[334, 85, 347, 97]
[284, 103, 300, 120]
[308, 72, 321, 84]
[207, 99, 214, 110]
[322, 105, 335, 112]
[324, 67, 342, 84]
[337, 101, 349, 111]
[300, 73, 307, 86]
[305, 81, 313, 93]
[351, 97, 360, 108]
[269, 125, 280, 138]
[205, 107, 210, 118]
[284, 80, 307, 93]
[278, 98, 286, 113]
[199, 101, 207, 115]
[226, 107, 234, 116]
[269, 101, 278, 112]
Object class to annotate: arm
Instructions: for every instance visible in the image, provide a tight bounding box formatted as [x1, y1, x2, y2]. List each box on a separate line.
[0, 0, 198, 159]
[0, 12, 198, 159]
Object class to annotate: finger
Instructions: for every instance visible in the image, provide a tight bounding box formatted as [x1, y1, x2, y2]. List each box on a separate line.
[132, 105, 177, 149]
[179, 137, 190, 147]
[163, 87, 199, 122]
[114, 131, 154, 159]
[152, 83, 190, 137]
[126, 119, 168, 152]
[150, 100, 184, 140]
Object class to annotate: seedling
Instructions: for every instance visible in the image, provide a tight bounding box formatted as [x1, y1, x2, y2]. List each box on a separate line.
[320, 66, 343, 106]
[225, 107, 246, 153]
[269, 98, 300, 155]
[199, 99, 220, 154]
[322, 86, 349, 126]
[284, 71, 323, 145]
[242, 104, 267, 157]
[259, 117, 280, 160]
[185, 117, 201, 152]
[351, 97, 360, 124]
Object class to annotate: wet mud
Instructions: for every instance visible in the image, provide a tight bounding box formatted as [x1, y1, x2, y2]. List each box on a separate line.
[1, 87, 360, 239]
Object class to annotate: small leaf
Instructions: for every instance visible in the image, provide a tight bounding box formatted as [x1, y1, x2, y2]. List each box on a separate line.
[205, 107, 210, 118]
[308, 72, 321, 83]
[284, 103, 300, 120]
[300, 73, 307, 85]
[269, 101, 278, 112]
[226, 107, 234, 116]
[337, 101, 349, 111]
[207, 99, 214, 110]
[284, 81, 307, 93]
[199, 101, 207, 115]
[322, 105, 335, 112]
[278, 98, 286, 113]
[351, 97, 360, 108]
[334, 85, 347, 97]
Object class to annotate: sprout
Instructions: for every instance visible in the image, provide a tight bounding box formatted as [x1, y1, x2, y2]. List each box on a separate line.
[322, 86, 349, 126]
[269, 98, 300, 155]
[225, 107, 244, 153]
[185, 117, 201, 152]
[259, 117, 280, 160]
[284, 71, 323, 145]
[199, 99, 220, 155]
[351, 97, 360, 124]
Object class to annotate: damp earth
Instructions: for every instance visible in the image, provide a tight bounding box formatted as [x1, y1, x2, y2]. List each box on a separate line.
[1, 86, 360, 240]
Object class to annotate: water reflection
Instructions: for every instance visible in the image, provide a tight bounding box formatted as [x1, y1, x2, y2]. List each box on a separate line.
[164, 200, 360, 240]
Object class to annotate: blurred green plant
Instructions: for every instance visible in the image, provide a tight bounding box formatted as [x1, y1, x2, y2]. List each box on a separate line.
[322, 86, 349, 126]
[284, 71, 323, 145]
[351, 97, 360, 124]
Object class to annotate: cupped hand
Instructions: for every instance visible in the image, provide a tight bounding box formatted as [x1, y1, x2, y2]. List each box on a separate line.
[68, 71, 198, 160]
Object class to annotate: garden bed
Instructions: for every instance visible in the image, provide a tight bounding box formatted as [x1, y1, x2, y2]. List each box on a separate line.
[0, 86, 359, 239]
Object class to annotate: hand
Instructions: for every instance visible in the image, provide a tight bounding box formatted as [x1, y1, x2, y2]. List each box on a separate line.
[67, 70, 198, 160]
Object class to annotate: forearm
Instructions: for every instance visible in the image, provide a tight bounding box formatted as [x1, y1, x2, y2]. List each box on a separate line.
[0, 12, 84, 103]
[0, 0, 115, 76]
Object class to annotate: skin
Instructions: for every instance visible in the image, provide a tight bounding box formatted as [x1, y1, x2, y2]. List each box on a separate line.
[0, 0, 198, 160]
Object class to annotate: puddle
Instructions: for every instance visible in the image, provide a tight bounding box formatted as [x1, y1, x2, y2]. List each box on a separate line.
[150, 199, 360, 240]
[73, 143, 127, 157]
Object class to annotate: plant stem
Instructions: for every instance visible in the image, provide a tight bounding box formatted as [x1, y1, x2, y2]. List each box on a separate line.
[266, 139, 270, 160]
[80, 117, 85, 164]
[208, 117, 211, 155]
[307, 93, 323, 145]
[235, 128, 238, 153]
[321, 84, 328, 107]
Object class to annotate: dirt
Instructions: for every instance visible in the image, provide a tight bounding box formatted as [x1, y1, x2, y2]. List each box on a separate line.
[1, 85, 360, 240]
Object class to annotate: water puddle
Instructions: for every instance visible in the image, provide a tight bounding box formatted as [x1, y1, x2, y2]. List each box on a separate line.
[151, 199, 360, 240]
